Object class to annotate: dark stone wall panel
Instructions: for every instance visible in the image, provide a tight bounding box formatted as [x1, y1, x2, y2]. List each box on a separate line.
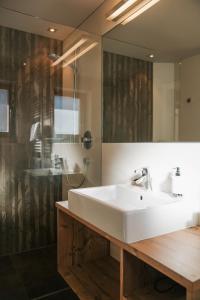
[103, 51, 153, 142]
[0, 25, 62, 256]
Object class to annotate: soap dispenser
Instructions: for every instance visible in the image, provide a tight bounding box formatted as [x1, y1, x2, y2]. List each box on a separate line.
[171, 167, 183, 197]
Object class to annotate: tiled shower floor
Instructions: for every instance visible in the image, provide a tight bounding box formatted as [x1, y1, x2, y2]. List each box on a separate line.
[0, 246, 79, 300]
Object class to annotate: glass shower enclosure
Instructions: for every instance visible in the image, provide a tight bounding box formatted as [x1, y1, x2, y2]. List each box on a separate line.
[0, 8, 102, 256]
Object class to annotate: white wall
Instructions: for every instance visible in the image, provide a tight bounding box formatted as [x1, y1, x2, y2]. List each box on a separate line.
[102, 143, 200, 259]
[179, 54, 200, 141]
[53, 142, 101, 188]
[153, 63, 175, 142]
[102, 143, 200, 210]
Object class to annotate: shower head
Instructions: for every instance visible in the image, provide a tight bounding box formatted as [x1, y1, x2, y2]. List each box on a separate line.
[48, 53, 60, 61]
[49, 53, 77, 73]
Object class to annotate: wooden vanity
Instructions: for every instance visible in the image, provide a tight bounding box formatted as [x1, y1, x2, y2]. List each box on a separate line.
[56, 201, 200, 300]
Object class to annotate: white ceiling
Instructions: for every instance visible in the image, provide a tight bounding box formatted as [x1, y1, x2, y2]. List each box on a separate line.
[0, 0, 105, 28]
[0, 0, 105, 40]
[105, 0, 200, 62]
[0, 7, 73, 40]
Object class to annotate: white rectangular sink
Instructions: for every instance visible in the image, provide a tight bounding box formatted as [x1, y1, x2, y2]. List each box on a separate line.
[68, 184, 192, 243]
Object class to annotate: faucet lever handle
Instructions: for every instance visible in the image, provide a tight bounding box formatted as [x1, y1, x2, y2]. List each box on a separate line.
[132, 167, 152, 191]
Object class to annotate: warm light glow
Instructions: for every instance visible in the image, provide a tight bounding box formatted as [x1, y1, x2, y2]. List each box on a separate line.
[48, 27, 57, 32]
[107, 0, 139, 21]
[149, 54, 154, 58]
[52, 38, 88, 66]
[63, 42, 98, 68]
[122, 0, 160, 25]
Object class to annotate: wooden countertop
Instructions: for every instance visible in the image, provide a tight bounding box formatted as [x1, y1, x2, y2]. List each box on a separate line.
[56, 201, 200, 292]
[131, 227, 200, 291]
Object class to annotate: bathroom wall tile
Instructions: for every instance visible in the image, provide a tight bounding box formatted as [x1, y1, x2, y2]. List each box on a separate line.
[0, 25, 63, 256]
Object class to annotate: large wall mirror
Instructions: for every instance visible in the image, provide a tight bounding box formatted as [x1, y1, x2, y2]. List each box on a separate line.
[103, 0, 200, 142]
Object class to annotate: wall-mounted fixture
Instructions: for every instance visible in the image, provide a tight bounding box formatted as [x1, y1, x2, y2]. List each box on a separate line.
[48, 53, 60, 62]
[62, 42, 98, 68]
[107, 0, 160, 25]
[81, 131, 92, 149]
[107, 0, 139, 21]
[52, 38, 88, 66]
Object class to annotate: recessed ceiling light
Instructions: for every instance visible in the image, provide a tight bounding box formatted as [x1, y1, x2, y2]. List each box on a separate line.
[149, 54, 154, 58]
[48, 27, 57, 33]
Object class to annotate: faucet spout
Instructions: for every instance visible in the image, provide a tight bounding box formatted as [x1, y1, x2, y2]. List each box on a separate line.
[132, 167, 152, 191]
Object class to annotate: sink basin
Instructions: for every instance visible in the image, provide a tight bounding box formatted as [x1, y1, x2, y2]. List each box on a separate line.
[25, 168, 63, 176]
[68, 184, 192, 243]
[25, 168, 82, 177]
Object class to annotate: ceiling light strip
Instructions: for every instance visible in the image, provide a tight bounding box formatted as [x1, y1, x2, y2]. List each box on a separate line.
[63, 42, 98, 68]
[107, 0, 139, 21]
[122, 0, 160, 25]
[52, 38, 88, 66]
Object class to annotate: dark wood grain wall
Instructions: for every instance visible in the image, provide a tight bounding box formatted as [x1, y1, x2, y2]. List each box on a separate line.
[103, 51, 153, 142]
[0, 25, 62, 256]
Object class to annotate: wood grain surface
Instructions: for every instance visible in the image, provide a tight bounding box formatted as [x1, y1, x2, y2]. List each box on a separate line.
[57, 202, 200, 300]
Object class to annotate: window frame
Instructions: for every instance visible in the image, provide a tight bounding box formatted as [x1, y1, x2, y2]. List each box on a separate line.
[0, 82, 10, 137]
[54, 94, 81, 143]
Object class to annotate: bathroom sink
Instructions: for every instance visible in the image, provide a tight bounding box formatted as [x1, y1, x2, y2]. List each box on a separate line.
[68, 184, 191, 243]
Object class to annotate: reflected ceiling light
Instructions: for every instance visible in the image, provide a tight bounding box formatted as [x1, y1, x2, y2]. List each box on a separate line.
[48, 27, 57, 32]
[122, 0, 161, 25]
[63, 42, 98, 68]
[107, 0, 139, 21]
[149, 54, 154, 58]
[52, 38, 88, 66]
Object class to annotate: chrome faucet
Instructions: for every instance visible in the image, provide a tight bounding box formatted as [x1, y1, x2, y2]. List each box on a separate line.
[53, 155, 64, 170]
[132, 167, 152, 191]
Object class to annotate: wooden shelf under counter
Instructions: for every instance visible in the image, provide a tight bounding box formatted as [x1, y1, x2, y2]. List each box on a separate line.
[60, 256, 119, 300]
[56, 201, 200, 300]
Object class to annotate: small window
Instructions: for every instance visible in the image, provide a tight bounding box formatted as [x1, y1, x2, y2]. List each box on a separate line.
[54, 95, 80, 141]
[0, 86, 9, 134]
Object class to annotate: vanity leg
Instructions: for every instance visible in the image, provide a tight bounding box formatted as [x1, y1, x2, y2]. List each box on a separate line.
[57, 209, 73, 276]
[121, 250, 147, 299]
[187, 289, 200, 300]
[120, 249, 124, 300]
